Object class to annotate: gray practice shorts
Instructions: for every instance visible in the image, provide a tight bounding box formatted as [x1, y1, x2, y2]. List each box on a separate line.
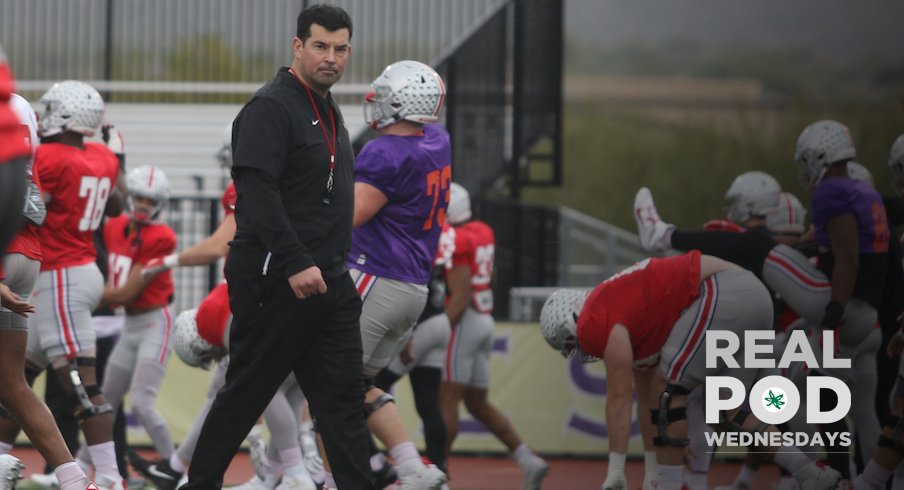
[762, 244, 831, 326]
[107, 307, 175, 371]
[351, 269, 428, 378]
[810, 298, 878, 383]
[387, 312, 452, 376]
[444, 307, 495, 389]
[0, 253, 40, 331]
[26, 263, 103, 368]
[659, 268, 773, 389]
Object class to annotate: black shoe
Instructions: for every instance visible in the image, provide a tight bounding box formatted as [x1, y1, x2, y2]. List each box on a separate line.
[127, 451, 182, 490]
[372, 460, 397, 490]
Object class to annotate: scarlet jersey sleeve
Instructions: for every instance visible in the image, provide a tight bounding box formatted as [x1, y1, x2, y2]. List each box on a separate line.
[222, 182, 237, 216]
[134, 226, 177, 265]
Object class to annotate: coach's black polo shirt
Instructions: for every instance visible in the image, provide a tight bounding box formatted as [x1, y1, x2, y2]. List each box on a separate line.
[230, 67, 354, 279]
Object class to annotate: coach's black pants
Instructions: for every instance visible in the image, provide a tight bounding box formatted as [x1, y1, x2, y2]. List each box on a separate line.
[184, 246, 375, 490]
[0, 157, 27, 253]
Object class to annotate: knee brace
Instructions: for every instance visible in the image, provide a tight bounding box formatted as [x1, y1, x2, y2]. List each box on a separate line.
[364, 393, 396, 419]
[878, 415, 904, 451]
[720, 409, 770, 435]
[652, 384, 691, 447]
[67, 360, 113, 421]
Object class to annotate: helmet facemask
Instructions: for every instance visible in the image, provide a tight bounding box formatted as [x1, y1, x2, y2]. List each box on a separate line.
[540, 289, 592, 360]
[126, 165, 171, 224]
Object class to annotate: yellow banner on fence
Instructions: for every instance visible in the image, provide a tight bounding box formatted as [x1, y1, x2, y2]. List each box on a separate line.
[22, 323, 645, 457]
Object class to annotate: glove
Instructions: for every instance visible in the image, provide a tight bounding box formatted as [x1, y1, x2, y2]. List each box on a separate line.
[142, 254, 179, 279]
[702, 219, 746, 233]
[101, 124, 125, 155]
[820, 300, 844, 330]
[601, 474, 627, 490]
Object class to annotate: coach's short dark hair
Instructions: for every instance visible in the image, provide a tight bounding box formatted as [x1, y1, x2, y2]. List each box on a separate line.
[297, 4, 353, 41]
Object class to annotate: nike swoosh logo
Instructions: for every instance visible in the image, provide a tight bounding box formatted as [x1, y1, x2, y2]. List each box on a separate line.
[147, 466, 176, 481]
[311, 119, 320, 126]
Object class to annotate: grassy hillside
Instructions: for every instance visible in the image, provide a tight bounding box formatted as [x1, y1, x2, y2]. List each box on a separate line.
[523, 101, 904, 231]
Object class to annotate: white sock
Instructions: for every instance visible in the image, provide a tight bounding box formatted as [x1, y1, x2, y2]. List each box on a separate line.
[0, 442, 12, 455]
[279, 447, 304, 470]
[856, 460, 891, 488]
[658, 464, 684, 490]
[513, 443, 538, 469]
[684, 471, 707, 489]
[389, 442, 420, 468]
[643, 451, 658, 483]
[734, 464, 757, 486]
[168, 454, 186, 474]
[773, 446, 811, 473]
[54, 462, 89, 490]
[87, 441, 120, 485]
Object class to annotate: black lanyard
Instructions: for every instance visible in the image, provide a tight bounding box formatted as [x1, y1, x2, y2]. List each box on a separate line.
[289, 68, 337, 204]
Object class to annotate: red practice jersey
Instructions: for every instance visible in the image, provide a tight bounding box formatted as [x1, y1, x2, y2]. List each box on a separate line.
[103, 214, 176, 310]
[197, 282, 231, 348]
[577, 250, 702, 364]
[450, 220, 495, 314]
[35, 142, 120, 271]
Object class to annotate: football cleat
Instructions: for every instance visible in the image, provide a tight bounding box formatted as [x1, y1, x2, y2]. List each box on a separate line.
[0, 454, 24, 490]
[633, 187, 674, 253]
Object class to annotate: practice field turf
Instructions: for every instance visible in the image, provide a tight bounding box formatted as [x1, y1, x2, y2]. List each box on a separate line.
[11, 447, 785, 489]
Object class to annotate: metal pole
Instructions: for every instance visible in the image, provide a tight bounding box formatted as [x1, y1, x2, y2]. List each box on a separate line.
[103, 0, 114, 101]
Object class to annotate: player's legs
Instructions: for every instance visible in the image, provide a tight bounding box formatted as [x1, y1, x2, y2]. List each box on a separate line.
[762, 244, 831, 325]
[26, 264, 121, 486]
[409, 366, 446, 471]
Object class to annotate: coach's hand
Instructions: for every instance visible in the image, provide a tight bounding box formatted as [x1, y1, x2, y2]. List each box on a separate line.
[289, 266, 327, 299]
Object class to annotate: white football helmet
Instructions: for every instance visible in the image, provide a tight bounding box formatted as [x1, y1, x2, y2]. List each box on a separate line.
[889, 134, 904, 196]
[447, 182, 471, 225]
[364, 60, 445, 129]
[724, 171, 782, 224]
[766, 192, 807, 236]
[794, 120, 856, 188]
[127, 165, 171, 223]
[216, 122, 233, 169]
[539, 289, 590, 359]
[172, 309, 223, 370]
[846, 161, 873, 187]
[38, 80, 105, 137]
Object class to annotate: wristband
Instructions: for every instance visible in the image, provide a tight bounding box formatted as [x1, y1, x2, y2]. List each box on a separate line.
[820, 300, 844, 330]
[163, 253, 180, 268]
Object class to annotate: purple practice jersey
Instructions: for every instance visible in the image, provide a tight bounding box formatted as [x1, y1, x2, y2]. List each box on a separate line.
[348, 124, 452, 284]
[812, 176, 889, 306]
[812, 177, 889, 254]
